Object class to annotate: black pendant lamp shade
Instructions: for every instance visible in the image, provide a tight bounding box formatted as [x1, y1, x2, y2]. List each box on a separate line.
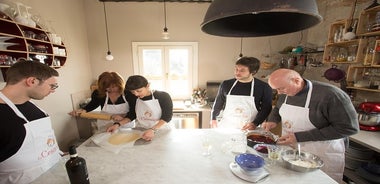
[201, 0, 323, 37]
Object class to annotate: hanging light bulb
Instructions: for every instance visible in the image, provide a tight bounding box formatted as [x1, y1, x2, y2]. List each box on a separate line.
[162, 0, 169, 40]
[162, 27, 169, 40]
[103, 2, 114, 61]
[106, 51, 114, 61]
[238, 38, 243, 59]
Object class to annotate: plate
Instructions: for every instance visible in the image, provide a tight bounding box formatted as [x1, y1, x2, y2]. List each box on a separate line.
[0, 36, 14, 42]
[0, 42, 18, 50]
[229, 162, 269, 183]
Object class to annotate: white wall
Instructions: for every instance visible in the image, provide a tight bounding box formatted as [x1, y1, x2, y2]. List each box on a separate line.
[82, 0, 314, 88]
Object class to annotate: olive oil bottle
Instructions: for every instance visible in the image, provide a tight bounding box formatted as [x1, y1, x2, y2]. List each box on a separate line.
[65, 145, 90, 184]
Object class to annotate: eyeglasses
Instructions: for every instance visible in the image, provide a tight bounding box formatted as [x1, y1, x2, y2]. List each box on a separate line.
[36, 78, 59, 90]
[49, 83, 59, 90]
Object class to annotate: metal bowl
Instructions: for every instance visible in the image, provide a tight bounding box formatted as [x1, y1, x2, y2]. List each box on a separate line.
[358, 113, 380, 126]
[281, 149, 324, 172]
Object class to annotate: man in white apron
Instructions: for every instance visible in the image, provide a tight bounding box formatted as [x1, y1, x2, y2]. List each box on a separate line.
[211, 57, 273, 130]
[263, 69, 359, 183]
[0, 60, 61, 184]
[217, 79, 258, 129]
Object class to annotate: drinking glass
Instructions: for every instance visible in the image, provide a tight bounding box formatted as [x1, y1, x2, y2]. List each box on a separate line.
[267, 145, 282, 166]
[230, 133, 247, 154]
[201, 135, 212, 156]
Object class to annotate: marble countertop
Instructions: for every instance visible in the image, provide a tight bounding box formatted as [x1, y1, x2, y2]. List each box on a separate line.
[32, 129, 337, 184]
[349, 130, 380, 153]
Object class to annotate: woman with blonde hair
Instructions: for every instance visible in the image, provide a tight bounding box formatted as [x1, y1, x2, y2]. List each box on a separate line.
[69, 71, 136, 132]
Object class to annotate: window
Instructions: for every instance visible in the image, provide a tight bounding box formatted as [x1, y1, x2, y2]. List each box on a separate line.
[132, 42, 198, 100]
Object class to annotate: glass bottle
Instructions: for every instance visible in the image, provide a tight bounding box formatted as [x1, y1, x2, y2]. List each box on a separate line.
[65, 146, 90, 184]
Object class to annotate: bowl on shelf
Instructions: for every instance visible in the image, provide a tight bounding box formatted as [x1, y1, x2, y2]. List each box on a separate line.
[0, 42, 18, 50]
[235, 153, 265, 172]
[0, 36, 14, 42]
[281, 149, 324, 172]
[0, 3, 10, 12]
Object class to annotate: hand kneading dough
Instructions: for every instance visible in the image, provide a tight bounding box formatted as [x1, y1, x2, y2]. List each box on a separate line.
[108, 133, 140, 145]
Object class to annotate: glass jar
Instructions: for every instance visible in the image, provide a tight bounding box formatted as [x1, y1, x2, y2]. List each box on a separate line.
[347, 45, 358, 62]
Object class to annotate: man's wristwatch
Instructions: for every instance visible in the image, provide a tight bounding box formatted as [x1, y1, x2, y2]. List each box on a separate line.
[113, 122, 121, 127]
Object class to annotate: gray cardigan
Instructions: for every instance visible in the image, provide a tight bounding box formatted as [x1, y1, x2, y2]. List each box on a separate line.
[267, 80, 359, 142]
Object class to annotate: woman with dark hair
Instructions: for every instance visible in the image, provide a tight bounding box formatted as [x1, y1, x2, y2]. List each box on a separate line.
[69, 71, 136, 132]
[107, 75, 173, 141]
[211, 56, 273, 129]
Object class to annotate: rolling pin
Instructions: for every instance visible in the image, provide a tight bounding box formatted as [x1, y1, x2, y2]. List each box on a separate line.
[79, 112, 112, 120]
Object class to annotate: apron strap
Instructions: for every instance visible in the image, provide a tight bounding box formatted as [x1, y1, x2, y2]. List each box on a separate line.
[304, 80, 313, 108]
[0, 92, 29, 122]
[284, 80, 313, 108]
[103, 93, 128, 111]
[227, 80, 238, 95]
[250, 79, 254, 96]
[151, 90, 156, 100]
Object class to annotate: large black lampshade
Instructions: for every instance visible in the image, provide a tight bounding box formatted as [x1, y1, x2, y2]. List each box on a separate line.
[201, 0, 323, 37]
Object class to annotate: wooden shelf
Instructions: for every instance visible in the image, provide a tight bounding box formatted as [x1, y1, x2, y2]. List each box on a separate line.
[347, 87, 380, 92]
[0, 15, 66, 81]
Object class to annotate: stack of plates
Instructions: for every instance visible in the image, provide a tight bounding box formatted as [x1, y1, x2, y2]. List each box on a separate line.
[345, 141, 374, 170]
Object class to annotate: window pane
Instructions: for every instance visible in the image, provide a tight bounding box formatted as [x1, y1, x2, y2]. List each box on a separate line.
[149, 80, 164, 91]
[168, 49, 189, 98]
[142, 49, 162, 77]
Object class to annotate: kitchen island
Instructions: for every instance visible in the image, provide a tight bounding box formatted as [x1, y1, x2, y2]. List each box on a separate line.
[32, 129, 337, 184]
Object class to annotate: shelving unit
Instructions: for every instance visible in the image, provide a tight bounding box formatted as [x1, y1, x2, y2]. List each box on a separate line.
[0, 11, 66, 81]
[323, 5, 380, 184]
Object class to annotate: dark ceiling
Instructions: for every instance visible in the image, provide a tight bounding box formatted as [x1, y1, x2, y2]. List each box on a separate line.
[99, 0, 211, 2]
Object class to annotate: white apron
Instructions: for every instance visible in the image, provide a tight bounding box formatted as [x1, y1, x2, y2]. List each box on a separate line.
[0, 92, 60, 184]
[96, 93, 131, 132]
[218, 79, 258, 129]
[279, 80, 345, 183]
[135, 91, 171, 130]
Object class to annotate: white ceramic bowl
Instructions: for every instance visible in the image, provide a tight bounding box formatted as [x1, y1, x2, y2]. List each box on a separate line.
[0, 42, 18, 50]
[0, 3, 10, 12]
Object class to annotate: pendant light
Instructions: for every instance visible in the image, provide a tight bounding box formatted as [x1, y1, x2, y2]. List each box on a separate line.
[238, 38, 243, 58]
[162, 0, 169, 39]
[103, 2, 114, 61]
[201, 0, 322, 37]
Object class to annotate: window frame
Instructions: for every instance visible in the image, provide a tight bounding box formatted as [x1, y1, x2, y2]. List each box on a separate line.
[131, 42, 199, 100]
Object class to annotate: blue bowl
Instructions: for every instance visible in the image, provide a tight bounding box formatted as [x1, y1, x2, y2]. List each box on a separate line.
[235, 153, 265, 172]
